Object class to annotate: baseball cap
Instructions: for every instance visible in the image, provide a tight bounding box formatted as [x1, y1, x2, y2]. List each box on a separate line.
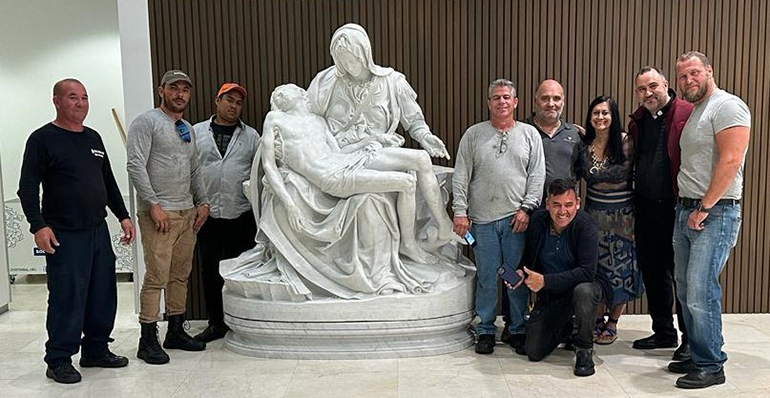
[160, 70, 193, 87]
[216, 83, 247, 99]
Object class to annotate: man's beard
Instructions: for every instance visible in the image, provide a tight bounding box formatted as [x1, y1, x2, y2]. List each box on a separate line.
[682, 83, 707, 103]
[162, 96, 188, 113]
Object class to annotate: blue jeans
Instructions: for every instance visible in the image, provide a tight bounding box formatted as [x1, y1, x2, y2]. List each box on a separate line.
[471, 216, 529, 336]
[672, 202, 741, 372]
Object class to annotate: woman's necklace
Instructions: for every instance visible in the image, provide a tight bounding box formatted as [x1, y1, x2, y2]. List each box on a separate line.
[588, 143, 609, 174]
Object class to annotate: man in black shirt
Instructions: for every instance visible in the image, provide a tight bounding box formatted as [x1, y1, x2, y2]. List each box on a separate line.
[507, 179, 609, 377]
[17, 79, 135, 384]
[628, 67, 694, 361]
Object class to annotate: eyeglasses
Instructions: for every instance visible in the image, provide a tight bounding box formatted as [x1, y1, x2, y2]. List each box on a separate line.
[496, 132, 509, 157]
[175, 120, 191, 143]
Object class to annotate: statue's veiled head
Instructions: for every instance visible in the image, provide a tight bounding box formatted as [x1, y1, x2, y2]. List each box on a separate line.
[330, 23, 391, 79]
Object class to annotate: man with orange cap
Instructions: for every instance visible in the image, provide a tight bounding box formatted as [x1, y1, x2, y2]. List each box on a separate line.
[192, 83, 260, 342]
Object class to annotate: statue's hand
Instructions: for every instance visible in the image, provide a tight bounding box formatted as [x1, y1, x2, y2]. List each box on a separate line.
[420, 135, 450, 160]
[286, 203, 306, 232]
[376, 133, 405, 147]
[364, 140, 383, 153]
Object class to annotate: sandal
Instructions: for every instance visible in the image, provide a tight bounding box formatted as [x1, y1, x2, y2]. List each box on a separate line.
[593, 317, 606, 340]
[595, 317, 618, 345]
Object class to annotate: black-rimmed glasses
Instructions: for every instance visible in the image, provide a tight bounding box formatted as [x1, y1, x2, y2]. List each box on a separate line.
[175, 120, 191, 143]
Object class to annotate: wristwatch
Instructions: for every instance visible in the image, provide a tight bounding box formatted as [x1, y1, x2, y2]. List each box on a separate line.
[697, 201, 711, 214]
[521, 205, 534, 216]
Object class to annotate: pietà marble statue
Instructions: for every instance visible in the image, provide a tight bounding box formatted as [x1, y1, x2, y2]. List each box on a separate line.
[219, 23, 475, 359]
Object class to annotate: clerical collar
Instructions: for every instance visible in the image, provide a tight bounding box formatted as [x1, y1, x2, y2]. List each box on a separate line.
[651, 91, 676, 120]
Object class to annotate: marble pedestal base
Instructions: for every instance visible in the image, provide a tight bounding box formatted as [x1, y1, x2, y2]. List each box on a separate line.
[223, 276, 475, 359]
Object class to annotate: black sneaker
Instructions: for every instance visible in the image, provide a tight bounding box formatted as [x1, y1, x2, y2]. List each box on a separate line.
[574, 348, 595, 377]
[46, 363, 82, 384]
[475, 334, 495, 354]
[79, 351, 129, 368]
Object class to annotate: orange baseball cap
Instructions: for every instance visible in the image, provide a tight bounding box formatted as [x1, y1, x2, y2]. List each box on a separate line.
[216, 83, 247, 99]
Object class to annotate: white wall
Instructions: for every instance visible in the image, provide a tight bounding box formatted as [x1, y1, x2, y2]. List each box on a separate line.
[0, 0, 128, 198]
[0, 152, 10, 312]
[0, 1, 154, 312]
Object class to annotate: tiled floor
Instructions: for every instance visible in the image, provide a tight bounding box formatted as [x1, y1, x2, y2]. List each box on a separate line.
[1, 278, 769, 397]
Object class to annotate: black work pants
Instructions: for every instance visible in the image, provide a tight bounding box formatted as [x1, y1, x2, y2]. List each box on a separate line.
[635, 197, 688, 343]
[196, 211, 257, 327]
[525, 282, 602, 361]
[44, 222, 117, 366]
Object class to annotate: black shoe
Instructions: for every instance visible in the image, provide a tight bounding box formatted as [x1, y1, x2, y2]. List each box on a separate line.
[508, 333, 526, 350]
[137, 321, 170, 365]
[672, 342, 691, 361]
[163, 314, 206, 351]
[668, 359, 698, 374]
[676, 369, 726, 389]
[574, 348, 596, 377]
[46, 363, 82, 384]
[632, 333, 678, 349]
[475, 334, 495, 354]
[79, 351, 129, 368]
[514, 345, 527, 356]
[194, 324, 229, 343]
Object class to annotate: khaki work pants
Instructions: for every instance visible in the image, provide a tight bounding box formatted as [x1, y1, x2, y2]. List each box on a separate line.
[137, 208, 197, 323]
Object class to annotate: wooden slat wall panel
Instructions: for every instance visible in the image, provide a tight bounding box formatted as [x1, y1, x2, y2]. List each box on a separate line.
[146, 0, 770, 316]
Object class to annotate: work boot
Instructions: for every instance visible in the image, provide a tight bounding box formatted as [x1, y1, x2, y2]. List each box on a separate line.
[574, 347, 596, 377]
[163, 314, 206, 351]
[137, 321, 170, 365]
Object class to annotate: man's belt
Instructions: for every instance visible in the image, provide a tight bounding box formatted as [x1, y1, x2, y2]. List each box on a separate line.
[678, 197, 739, 208]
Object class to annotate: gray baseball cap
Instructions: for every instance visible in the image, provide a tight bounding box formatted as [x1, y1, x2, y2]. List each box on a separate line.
[160, 70, 193, 87]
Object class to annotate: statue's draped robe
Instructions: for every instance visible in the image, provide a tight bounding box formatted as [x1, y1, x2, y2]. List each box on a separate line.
[221, 66, 468, 301]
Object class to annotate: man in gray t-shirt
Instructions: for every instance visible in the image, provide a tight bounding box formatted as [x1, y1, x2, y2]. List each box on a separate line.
[452, 79, 545, 355]
[668, 51, 751, 390]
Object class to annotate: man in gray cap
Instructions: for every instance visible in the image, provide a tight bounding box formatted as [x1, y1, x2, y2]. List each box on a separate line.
[127, 69, 210, 364]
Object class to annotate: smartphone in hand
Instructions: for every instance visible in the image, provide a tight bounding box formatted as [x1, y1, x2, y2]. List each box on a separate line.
[464, 231, 476, 246]
[497, 262, 522, 287]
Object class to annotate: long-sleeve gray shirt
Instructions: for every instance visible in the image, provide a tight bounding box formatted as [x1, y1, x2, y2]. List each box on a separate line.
[452, 121, 545, 223]
[127, 108, 208, 212]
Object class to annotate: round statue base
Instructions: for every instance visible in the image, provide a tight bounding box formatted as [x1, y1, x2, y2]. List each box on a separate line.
[222, 276, 475, 359]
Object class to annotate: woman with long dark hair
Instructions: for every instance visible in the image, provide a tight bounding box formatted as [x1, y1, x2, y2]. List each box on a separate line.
[579, 96, 643, 345]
